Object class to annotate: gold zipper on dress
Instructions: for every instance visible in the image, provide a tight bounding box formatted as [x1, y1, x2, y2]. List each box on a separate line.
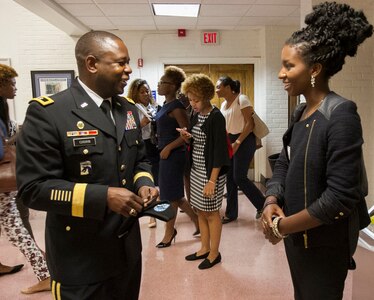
[303, 119, 316, 249]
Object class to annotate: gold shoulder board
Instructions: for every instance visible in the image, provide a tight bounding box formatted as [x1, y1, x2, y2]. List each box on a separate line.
[125, 97, 135, 105]
[29, 96, 54, 106]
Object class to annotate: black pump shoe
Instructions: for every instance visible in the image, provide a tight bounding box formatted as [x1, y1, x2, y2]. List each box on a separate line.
[185, 252, 210, 261]
[0, 264, 24, 276]
[198, 253, 221, 270]
[156, 229, 177, 248]
[221, 216, 236, 224]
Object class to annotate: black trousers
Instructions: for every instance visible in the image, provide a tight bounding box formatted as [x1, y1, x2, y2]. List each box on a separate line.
[284, 238, 349, 300]
[51, 257, 142, 300]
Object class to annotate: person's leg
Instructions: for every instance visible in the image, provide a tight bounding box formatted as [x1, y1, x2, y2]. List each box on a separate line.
[233, 134, 265, 211]
[284, 238, 349, 300]
[157, 201, 178, 246]
[0, 192, 50, 293]
[15, 193, 34, 238]
[196, 211, 210, 255]
[52, 263, 141, 300]
[224, 134, 239, 221]
[206, 210, 222, 261]
[148, 217, 157, 228]
[178, 197, 199, 234]
[184, 173, 191, 204]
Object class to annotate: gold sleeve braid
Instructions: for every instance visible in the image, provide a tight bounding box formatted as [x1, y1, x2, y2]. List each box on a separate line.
[133, 172, 154, 184]
[72, 183, 87, 217]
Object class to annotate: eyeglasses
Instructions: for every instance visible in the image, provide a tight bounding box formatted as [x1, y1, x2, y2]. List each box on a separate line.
[158, 81, 175, 85]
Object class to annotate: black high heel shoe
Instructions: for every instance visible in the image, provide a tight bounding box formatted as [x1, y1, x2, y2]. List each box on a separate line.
[156, 229, 177, 248]
[193, 228, 200, 236]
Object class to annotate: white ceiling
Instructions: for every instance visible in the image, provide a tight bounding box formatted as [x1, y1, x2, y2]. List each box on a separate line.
[14, 0, 301, 35]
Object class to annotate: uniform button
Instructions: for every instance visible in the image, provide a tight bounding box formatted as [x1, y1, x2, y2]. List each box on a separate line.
[122, 179, 126, 186]
[66, 226, 71, 231]
[136, 140, 139, 144]
[118, 146, 122, 151]
[83, 149, 89, 155]
[120, 164, 125, 171]
[334, 216, 339, 220]
[339, 212, 344, 216]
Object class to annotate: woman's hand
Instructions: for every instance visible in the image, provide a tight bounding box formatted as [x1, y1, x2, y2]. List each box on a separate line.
[231, 142, 239, 155]
[176, 127, 192, 143]
[203, 181, 215, 198]
[261, 197, 285, 245]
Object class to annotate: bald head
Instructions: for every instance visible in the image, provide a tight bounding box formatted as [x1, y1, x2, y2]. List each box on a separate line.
[75, 31, 123, 71]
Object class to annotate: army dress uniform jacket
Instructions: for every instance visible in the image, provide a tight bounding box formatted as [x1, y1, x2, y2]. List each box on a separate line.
[16, 80, 154, 285]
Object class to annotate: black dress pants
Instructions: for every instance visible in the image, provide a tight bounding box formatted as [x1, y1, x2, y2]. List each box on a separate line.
[52, 257, 142, 300]
[284, 238, 349, 300]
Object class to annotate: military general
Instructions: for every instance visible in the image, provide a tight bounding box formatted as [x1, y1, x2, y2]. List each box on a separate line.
[16, 30, 158, 300]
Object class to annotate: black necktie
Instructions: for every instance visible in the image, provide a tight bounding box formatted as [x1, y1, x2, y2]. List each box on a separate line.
[100, 100, 114, 124]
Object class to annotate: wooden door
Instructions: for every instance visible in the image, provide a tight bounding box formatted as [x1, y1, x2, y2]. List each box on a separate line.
[165, 64, 254, 108]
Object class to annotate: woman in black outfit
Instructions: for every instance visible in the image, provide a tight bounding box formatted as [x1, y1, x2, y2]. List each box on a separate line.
[262, 2, 372, 299]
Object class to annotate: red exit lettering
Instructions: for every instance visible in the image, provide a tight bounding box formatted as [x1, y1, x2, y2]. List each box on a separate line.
[203, 32, 217, 44]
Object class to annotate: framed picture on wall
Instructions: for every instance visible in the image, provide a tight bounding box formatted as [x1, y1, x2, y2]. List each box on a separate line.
[0, 58, 11, 65]
[31, 70, 75, 98]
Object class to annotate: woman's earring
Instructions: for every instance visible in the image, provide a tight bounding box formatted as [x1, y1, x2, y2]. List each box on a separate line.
[311, 75, 315, 88]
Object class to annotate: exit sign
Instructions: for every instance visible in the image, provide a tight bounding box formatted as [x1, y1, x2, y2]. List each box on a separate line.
[201, 31, 219, 45]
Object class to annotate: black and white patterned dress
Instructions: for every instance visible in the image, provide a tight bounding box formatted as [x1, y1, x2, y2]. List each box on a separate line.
[190, 113, 226, 211]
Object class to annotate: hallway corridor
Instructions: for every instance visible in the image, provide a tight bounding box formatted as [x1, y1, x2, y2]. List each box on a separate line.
[0, 188, 354, 300]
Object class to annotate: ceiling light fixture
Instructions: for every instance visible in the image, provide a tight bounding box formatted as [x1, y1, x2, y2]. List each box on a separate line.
[152, 3, 200, 17]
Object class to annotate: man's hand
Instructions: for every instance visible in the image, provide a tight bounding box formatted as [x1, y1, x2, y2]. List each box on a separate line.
[106, 187, 144, 217]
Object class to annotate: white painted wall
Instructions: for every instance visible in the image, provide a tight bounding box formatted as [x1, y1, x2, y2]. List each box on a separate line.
[1, 0, 373, 205]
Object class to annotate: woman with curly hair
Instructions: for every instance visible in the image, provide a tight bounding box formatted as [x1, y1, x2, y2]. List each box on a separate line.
[181, 74, 230, 269]
[0, 64, 50, 294]
[155, 66, 199, 248]
[262, 2, 373, 299]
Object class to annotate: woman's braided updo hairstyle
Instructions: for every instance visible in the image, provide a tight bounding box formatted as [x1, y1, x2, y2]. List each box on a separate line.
[286, 1, 373, 78]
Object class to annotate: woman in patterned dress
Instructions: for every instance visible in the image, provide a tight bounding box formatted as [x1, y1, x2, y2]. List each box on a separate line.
[0, 64, 50, 294]
[181, 74, 231, 269]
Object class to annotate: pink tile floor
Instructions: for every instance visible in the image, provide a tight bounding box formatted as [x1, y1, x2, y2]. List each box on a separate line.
[0, 186, 359, 300]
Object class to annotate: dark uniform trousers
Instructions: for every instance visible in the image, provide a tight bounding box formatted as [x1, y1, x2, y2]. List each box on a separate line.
[17, 80, 154, 300]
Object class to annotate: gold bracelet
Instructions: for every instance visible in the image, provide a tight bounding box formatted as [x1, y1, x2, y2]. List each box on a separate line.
[271, 216, 289, 239]
[235, 139, 241, 144]
[208, 180, 216, 184]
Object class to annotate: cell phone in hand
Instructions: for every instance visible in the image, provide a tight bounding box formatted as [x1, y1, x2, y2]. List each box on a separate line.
[176, 128, 192, 138]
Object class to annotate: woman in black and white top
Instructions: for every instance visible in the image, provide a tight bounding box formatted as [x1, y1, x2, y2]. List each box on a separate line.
[180, 74, 230, 269]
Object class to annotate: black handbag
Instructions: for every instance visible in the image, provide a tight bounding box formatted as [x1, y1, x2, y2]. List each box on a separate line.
[0, 130, 17, 193]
